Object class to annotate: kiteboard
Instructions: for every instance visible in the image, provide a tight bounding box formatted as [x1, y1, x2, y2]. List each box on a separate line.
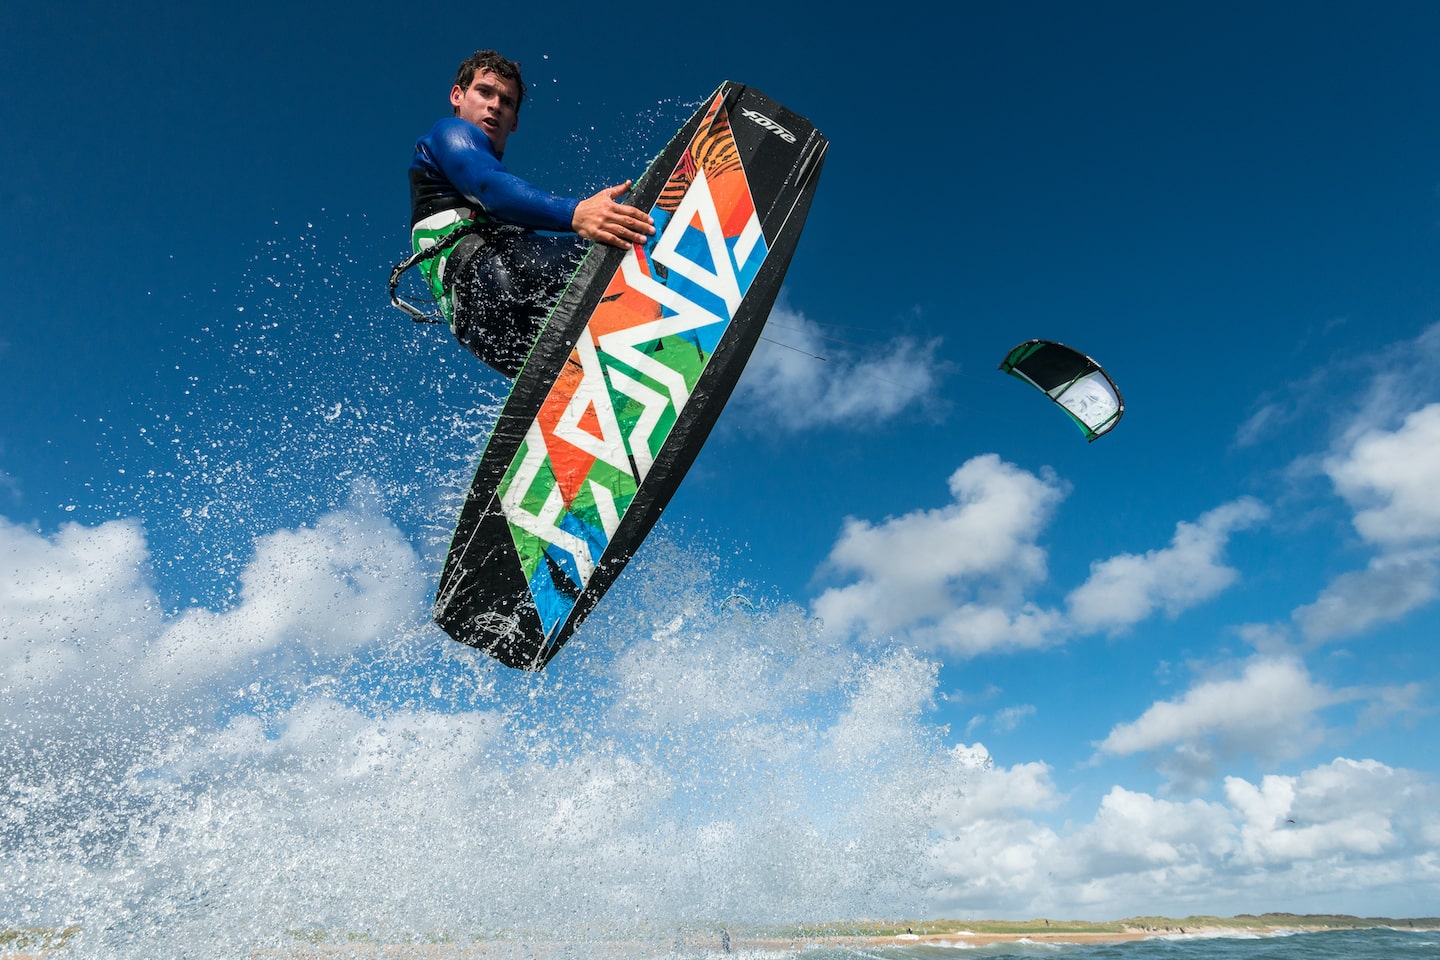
[433, 82, 828, 670]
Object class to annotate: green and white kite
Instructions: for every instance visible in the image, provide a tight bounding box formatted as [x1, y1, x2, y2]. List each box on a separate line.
[999, 339, 1124, 442]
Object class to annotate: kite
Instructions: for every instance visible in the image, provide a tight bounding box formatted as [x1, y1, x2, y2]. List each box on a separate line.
[998, 339, 1124, 441]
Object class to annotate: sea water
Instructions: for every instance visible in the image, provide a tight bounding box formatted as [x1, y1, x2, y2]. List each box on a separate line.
[952, 928, 1436, 960]
[785, 928, 1439, 960]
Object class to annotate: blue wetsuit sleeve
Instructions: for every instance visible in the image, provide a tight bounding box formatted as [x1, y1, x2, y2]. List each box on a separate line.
[425, 118, 579, 233]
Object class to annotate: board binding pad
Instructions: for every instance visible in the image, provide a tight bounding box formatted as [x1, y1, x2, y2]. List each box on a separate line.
[432, 82, 827, 671]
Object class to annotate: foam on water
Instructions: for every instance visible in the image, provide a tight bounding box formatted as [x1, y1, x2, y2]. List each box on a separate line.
[1, 216, 975, 958]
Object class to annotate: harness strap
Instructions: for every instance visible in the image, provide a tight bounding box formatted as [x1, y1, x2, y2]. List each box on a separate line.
[387, 221, 486, 324]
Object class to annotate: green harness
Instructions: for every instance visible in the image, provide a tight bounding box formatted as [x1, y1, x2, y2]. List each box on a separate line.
[387, 210, 486, 329]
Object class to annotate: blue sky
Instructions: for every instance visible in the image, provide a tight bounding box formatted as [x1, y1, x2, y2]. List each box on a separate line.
[4, 0, 1440, 950]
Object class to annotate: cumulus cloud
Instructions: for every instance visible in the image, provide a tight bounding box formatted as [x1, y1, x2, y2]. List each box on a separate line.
[1066, 498, 1268, 633]
[1225, 757, 1436, 865]
[7, 496, 1440, 939]
[1272, 400, 1440, 644]
[0, 493, 433, 891]
[138, 504, 426, 693]
[1, 493, 426, 717]
[1093, 657, 1350, 788]
[811, 454, 1069, 655]
[1336, 323, 1440, 448]
[1062, 788, 1237, 879]
[924, 745, 1064, 912]
[1, 516, 162, 695]
[926, 752, 1440, 919]
[811, 457, 1271, 655]
[1292, 550, 1440, 642]
[732, 301, 942, 430]
[1327, 403, 1440, 547]
[1, 499, 439, 954]
[1252, 330, 1440, 644]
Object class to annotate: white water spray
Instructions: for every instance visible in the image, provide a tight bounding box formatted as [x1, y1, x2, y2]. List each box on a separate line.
[1, 216, 973, 958]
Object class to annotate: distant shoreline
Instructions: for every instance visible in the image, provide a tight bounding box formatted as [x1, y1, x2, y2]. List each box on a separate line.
[743, 914, 1440, 951]
[5, 914, 1437, 959]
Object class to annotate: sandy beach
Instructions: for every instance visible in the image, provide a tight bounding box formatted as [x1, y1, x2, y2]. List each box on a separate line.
[0, 930, 1159, 960]
[246, 919, 1435, 958]
[6, 916, 1433, 959]
[833, 929, 1162, 947]
[742, 926, 1236, 952]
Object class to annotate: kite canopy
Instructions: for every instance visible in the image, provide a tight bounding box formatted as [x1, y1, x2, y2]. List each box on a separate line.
[998, 339, 1124, 441]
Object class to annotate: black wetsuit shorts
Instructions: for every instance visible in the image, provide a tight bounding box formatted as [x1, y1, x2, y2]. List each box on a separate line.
[445, 229, 586, 378]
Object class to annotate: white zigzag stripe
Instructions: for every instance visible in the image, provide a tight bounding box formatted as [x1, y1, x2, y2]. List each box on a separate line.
[607, 170, 760, 414]
[553, 331, 629, 474]
[652, 169, 742, 317]
[589, 478, 621, 539]
[503, 163, 766, 594]
[603, 364, 668, 481]
[500, 421, 596, 586]
[734, 211, 764, 267]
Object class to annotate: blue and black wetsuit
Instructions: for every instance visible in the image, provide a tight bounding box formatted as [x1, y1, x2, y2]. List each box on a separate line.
[408, 117, 586, 377]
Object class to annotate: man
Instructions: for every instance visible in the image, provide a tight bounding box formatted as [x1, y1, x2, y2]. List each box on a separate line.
[397, 50, 655, 376]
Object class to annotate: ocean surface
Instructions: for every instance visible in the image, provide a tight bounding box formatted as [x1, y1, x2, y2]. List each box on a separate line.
[786, 928, 1438, 960]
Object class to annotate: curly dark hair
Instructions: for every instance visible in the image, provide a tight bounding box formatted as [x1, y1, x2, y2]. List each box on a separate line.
[453, 49, 527, 111]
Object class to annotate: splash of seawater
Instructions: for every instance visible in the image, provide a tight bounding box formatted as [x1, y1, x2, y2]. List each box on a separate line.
[1, 215, 970, 958]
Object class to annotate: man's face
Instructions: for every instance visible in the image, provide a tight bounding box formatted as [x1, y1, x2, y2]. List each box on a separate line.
[450, 69, 521, 154]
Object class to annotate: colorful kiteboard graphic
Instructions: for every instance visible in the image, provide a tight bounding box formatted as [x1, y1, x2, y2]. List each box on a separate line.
[434, 83, 827, 670]
[999, 339, 1125, 441]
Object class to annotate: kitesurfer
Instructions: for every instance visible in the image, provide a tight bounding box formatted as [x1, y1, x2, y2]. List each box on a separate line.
[396, 49, 655, 376]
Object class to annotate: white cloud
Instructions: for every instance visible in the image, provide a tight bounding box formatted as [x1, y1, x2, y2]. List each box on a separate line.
[1276, 399, 1440, 643]
[909, 602, 1069, 659]
[1227, 327, 1440, 648]
[966, 702, 1037, 737]
[1061, 787, 1238, 878]
[811, 462, 1270, 656]
[733, 301, 942, 430]
[139, 504, 426, 693]
[1, 516, 161, 694]
[1238, 321, 1440, 451]
[1292, 550, 1440, 642]
[1336, 323, 1440, 449]
[1, 497, 440, 949]
[1327, 403, 1440, 547]
[7, 495, 1440, 936]
[811, 454, 1069, 655]
[984, 704, 1038, 734]
[935, 744, 1060, 823]
[1093, 657, 1348, 778]
[924, 745, 1065, 913]
[1225, 758, 1435, 865]
[1066, 498, 1268, 633]
[0, 493, 428, 756]
[926, 754, 1440, 919]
